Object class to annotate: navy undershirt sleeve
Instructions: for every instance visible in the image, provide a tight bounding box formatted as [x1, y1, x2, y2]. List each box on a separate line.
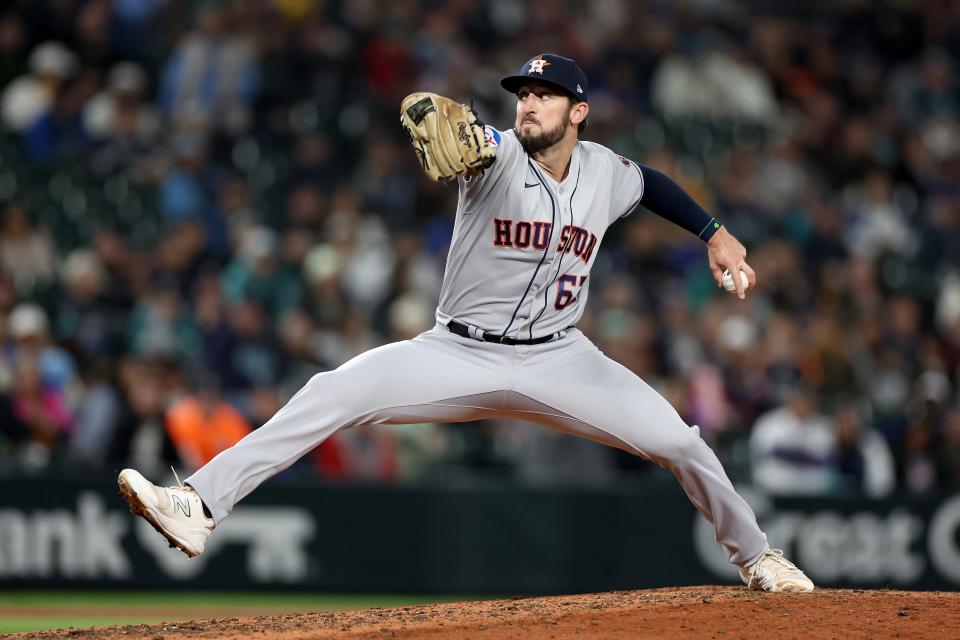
[638, 164, 722, 242]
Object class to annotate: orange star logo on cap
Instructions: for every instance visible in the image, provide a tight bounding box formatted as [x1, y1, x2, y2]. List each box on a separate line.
[527, 56, 551, 75]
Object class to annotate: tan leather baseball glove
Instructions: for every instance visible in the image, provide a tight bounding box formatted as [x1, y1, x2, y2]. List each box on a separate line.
[400, 92, 496, 183]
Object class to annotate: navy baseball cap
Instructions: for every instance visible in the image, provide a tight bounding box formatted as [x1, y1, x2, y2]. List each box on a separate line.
[500, 54, 588, 102]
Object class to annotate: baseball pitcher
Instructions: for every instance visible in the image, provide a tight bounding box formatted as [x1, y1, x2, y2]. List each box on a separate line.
[119, 54, 813, 592]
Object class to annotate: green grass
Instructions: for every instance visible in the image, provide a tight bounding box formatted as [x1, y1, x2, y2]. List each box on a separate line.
[0, 591, 480, 634]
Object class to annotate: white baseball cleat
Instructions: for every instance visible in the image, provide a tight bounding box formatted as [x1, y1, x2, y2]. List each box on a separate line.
[117, 468, 214, 558]
[740, 549, 814, 592]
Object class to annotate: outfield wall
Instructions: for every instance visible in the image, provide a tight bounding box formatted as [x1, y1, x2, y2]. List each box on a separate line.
[1, 476, 958, 592]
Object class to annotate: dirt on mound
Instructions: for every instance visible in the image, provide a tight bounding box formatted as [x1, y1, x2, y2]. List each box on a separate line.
[12, 586, 959, 640]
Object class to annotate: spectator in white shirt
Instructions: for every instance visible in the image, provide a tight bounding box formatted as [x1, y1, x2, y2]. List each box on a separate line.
[750, 382, 835, 495]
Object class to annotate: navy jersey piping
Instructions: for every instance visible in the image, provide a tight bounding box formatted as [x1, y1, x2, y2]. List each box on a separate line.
[499, 160, 557, 338]
[617, 161, 646, 219]
[529, 163, 579, 339]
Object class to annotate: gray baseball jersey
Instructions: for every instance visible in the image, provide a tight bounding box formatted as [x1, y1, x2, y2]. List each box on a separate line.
[437, 127, 644, 339]
[185, 123, 770, 572]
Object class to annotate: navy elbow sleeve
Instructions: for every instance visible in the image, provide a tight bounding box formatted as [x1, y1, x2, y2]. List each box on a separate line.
[638, 165, 721, 241]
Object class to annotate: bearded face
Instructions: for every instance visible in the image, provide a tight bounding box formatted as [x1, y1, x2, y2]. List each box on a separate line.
[513, 83, 579, 155]
[516, 118, 567, 155]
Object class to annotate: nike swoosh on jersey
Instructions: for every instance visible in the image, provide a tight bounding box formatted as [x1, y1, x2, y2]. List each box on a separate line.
[524, 182, 540, 188]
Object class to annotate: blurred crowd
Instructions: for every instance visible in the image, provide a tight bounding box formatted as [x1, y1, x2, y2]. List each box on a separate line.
[1, 0, 960, 498]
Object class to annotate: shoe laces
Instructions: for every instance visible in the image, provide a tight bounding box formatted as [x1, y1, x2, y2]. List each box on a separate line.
[750, 549, 805, 585]
[171, 466, 185, 489]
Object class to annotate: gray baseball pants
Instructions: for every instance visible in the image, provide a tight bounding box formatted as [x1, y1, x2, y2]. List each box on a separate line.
[187, 325, 768, 567]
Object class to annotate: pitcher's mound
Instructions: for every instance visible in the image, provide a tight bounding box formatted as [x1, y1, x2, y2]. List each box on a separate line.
[14, 586, 960, 639]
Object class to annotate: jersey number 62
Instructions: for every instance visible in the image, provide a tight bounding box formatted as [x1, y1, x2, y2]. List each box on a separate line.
[555, 275, 588, 310]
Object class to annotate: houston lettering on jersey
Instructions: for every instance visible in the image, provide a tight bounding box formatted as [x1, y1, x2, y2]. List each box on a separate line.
[556, 224, 597, 264]
[493, 219, 597, 264]
[493, 219, 553, 250]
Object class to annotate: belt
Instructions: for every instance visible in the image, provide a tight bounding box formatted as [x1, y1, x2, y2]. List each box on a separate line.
[446, 320, 571, 346]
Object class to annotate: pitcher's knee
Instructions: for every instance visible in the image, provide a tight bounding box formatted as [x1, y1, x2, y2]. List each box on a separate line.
[303, 370, 366, 412]
[648, 425, 709, 466]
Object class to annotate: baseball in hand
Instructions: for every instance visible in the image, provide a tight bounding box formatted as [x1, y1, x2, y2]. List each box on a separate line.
[722, 269, 749, 293]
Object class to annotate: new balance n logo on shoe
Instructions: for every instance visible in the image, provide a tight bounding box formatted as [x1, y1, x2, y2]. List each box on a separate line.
[172, 494, 191, 517]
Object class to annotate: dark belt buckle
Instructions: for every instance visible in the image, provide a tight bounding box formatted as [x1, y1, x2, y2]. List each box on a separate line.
[480, 330, 499, 344]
